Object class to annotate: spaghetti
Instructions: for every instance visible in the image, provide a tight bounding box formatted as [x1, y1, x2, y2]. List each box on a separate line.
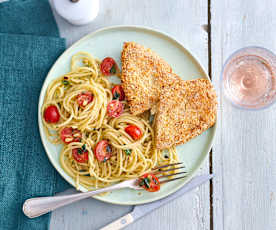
[42, 52, 179, 189]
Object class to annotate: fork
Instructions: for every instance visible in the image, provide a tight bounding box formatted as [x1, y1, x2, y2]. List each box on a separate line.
[23, 162, 186, 218]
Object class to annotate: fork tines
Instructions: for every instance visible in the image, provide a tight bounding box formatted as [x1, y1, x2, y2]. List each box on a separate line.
[152, 162, 187, 184]
[153, 166, 186, 175]
[157, 171, 187, 179]
[159, 175, 187, 184]
[152, 162, 184, 171]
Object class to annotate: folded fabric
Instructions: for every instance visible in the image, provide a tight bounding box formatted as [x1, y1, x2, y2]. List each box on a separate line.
[0, 0, 71, 229]
[0, 32, 70, 230]
[0, 0, 60, 37]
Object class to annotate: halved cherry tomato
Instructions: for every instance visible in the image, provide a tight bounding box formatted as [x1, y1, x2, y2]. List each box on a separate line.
[107, 100, 123, 117]
[125, 125, 142, 140]
[138, 173, 160, 192]
[77, 91, 93, 107]
[60, 127, 82, 144]
[100, 57, 117, 76]
[44, 105, 60, 123]
[72, 148, 88, 163]
[112, 85, 125, 101]
[94, 140, 112, 162]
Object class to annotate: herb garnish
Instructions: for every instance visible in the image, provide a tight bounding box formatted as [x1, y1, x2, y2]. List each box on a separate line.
[110, 65, 116, 74]
[62, 80, 70, 86]
[77, 149, 83, 154]
[139, 180, 145, 187]
[139, 177, 151, 188]
[124, 149, 132, 156]
[106, 145, 112, 153]
[152, 177, 158, 185]
[149, 114, 155, 125]
[143, 177, 151, 188]
[113, 91, 120, 100]
[77, 144, 86, 154]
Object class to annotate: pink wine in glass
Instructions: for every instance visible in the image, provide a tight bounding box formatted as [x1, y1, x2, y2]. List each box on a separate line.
[222, 47, 276, 109]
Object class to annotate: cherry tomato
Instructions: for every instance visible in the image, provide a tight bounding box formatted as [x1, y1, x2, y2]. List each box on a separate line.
[77, 91, 93, 107]
[125, 125, 142, 140]
[60, 127, 82, 144]
[44, 105, 60, 123]
[72, 148, 88, 163]
[112, 85, 125, 101]
[138, 173, 160, 192]
[107, 100, 123, 117]
[94, 140, 112, 162]
[100, 57, 117, 76]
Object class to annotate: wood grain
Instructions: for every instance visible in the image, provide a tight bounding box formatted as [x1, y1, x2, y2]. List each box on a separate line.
[211, 1, 276, 230]
[49, 0, 210, 230]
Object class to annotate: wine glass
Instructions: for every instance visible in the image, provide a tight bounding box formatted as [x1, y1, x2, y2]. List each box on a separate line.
[221, 46, 276, 110]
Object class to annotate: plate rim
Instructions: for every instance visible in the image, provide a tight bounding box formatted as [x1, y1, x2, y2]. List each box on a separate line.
[38, 25, 217, 205]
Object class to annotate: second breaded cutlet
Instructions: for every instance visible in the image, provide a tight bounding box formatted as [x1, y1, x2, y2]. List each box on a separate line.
[121, 42, 177, 115]
[155, 78, 217, 150]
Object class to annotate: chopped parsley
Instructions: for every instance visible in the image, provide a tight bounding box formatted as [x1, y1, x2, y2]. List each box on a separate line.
[139, 177, 151, 188]
[152, 177, 158, 185]
[143, 177, 151, 188]
[77, 144, 86, 154]
[124, 149, 132, 156]
[77, 149, 83, 154]
[110, 65, 116, 74]
[106, 145, 112, 153]
[113, 91, 120, 100]
[139, 180, 145, 187]
[149, 114, 155, 125]
[62, 80, 70, 85]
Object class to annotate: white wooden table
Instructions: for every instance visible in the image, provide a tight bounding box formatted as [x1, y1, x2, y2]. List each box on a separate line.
[50, 1, 276, 229]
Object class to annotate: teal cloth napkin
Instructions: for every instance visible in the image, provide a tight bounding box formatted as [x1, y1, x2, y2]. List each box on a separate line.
[0, 0, 60, 36]
[0, 0, 70, 229]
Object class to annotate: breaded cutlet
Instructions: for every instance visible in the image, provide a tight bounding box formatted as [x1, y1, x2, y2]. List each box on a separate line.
[154, 78, 217, 150]
[121, 42, 176, 115]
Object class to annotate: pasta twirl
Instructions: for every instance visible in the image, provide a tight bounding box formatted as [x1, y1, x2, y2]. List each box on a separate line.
[42, 52, 179, 190]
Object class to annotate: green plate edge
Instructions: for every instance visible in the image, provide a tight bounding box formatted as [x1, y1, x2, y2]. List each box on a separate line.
[38, 25, 217, 205]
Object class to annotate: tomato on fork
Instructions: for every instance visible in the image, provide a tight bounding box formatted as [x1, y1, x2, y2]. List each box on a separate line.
[138, 173, 160, 192]
[44, 105, 60, 123]
[77, 91, 93, 107]
[100, 57, 117, 76]
[107, 100, 123, 117]
[60, 127, 82, 144]
[94, 140, 112, 162]
[112, 85, 125, 101]
[125, 125, 142, 140]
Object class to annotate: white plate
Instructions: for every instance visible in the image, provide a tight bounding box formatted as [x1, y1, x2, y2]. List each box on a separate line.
[38, 25, 216, 205]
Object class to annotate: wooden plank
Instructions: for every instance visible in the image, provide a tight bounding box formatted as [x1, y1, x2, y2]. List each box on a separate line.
[50, 1, 210, 229]
[211, 1, 276, 230]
